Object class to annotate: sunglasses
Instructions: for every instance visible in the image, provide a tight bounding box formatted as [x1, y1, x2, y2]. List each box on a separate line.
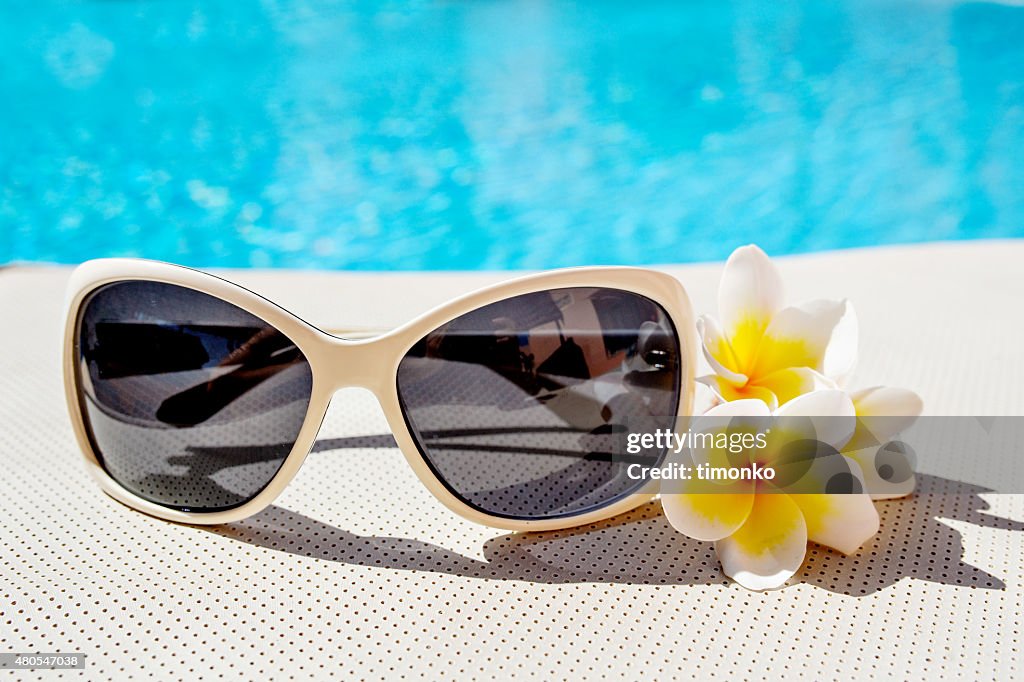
[63, 259, 696, 531]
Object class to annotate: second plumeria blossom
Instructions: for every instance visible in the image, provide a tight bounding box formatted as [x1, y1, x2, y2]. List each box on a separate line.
[662, 391, 880, 590]
[699, 244, 857, 410]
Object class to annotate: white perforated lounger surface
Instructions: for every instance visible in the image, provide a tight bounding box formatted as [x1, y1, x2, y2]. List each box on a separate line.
[1, 241, 1021, 680]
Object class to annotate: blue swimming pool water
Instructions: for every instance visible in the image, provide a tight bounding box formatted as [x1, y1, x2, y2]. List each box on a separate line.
[2, 1, 1023, 270]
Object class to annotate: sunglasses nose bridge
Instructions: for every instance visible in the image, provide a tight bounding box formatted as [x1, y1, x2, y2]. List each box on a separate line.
[318, 334, 404, 394]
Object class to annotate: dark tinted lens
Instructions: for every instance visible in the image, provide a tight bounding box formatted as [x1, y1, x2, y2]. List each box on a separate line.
[396, 287, 681, 520]
[75, 281, 314, 512]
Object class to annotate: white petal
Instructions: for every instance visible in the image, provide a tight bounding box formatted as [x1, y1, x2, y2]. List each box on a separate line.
[823, 300, 858, 383]
[715, 493, 807, 590]
[697, 316, 748, 386]
[773, 389, 857, 450]
[850, 386, 924, 442]
[851, 386, 923, 415]
[718, 245, 783, 365]
[779, 455, 879, 555]
[787, 458, 879, 555]
[790, 492, 879, 555]
[750, 299, 857, 380]
[662, 490, 755, 542]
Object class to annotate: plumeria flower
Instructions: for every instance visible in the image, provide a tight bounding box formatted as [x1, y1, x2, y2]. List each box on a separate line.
[699, 245, 858, 410]
[662, 390, 880, 590]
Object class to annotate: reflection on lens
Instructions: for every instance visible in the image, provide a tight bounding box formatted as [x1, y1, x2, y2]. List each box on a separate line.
[396, 287, 681, 520]
[76, 281, 314, 511]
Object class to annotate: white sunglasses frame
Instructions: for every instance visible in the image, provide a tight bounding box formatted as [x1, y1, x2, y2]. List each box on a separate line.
[63, 259, 697, 531]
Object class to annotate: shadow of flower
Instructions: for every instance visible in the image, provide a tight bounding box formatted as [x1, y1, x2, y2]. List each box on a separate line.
[796, 473, 1020, 594]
